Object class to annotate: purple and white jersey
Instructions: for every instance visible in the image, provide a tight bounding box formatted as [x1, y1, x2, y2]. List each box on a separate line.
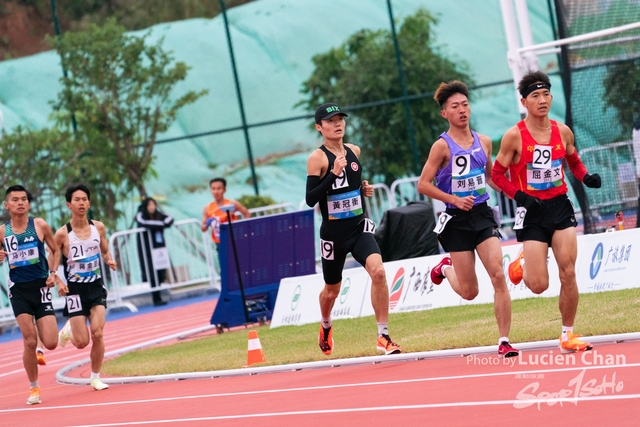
[435, 130, 489, 209]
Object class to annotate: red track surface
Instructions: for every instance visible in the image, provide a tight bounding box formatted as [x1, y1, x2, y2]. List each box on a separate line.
[1, 297, 639, 426]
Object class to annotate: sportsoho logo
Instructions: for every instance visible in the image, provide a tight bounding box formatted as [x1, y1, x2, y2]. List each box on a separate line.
[590, 243, 604, 280]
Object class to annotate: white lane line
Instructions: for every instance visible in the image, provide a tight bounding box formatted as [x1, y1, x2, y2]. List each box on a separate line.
[62, 393, 640, 426]
[3, 361, 639, 414]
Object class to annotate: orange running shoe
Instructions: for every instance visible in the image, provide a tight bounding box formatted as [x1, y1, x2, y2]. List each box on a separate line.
[376, 334, 401, 355]
[27, 387, 41, 405]
[36, 350, 46, 366]
[560, 332, 593, 354]
[318, 325, 333, 355]
[508, 250, 524, 285]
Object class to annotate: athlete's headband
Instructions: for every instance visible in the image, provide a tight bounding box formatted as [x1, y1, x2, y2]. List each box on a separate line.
[521, 82, 551, 98]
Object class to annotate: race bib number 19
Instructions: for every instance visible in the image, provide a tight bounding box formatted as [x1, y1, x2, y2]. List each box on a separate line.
[320, 239, 334, 260]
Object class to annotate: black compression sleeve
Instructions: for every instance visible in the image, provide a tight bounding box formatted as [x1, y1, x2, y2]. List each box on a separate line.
[305, 173, 337, 207]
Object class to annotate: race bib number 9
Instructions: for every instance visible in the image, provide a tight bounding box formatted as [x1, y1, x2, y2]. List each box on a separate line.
[452, 154, 471, 176]
[433, 212, 453, 234]
[451, 155, 487, 198]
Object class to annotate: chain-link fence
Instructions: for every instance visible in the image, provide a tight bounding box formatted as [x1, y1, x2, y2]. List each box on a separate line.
[554, 0, 640, 231]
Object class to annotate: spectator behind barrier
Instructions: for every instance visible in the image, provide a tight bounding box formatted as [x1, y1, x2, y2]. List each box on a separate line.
[136, 197, 174, 306]
[200, 178, 250, 244]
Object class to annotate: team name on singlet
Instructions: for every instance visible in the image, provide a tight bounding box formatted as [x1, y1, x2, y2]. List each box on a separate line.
[451, 154, 487, 198]
[3, 234, 39, 268]
[526, 144, 564, 191]
[67, 224, 102, 283]
[327, 189, 363, 220]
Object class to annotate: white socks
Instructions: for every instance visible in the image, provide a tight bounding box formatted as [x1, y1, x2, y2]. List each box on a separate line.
[321, 317, 332, 329]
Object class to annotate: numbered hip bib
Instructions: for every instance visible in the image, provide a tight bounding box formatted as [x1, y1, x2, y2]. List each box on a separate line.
[65, 294, 83, 313]
[433, 212, 453, 234]
[362, 218, 376, 233]
[40, 287, 52, 304]
[320, 239, 334, 260]
[513, 206, 527, 230]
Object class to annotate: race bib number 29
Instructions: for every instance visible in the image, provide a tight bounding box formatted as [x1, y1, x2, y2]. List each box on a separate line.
[513, 206, 527, 230]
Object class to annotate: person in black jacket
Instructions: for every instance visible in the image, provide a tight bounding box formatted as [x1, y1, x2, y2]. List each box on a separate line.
[136, 198, 174, 306]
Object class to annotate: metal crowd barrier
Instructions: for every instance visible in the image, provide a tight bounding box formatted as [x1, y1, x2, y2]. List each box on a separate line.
[107, 218, 218, 312]
[0, 263, 17, 324]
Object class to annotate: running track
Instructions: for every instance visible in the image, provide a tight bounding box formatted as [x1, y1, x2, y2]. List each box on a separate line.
[1, 295, 638, 426]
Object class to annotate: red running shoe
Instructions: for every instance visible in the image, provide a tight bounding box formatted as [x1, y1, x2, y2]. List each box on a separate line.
[430, 257, 452, 285]
[498, 341, 519, 358]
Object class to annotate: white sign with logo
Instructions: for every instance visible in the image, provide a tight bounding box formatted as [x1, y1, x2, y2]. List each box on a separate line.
[270, 229, 640, 329]
[574, 228, 640, 293]
[270, 268, 370, 328]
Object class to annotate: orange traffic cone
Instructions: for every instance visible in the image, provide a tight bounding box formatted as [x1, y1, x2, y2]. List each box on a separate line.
[247, 330, 266, 366]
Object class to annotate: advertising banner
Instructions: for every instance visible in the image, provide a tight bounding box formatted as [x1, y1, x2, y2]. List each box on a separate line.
[271, 229, 639, 329]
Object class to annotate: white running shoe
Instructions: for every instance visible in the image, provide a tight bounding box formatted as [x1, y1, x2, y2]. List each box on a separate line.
[91, 378, 109, 391]
[58, 320, 72, 347]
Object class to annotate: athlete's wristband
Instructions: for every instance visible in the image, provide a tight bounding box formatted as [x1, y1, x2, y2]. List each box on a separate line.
[49, 270, 58, 275]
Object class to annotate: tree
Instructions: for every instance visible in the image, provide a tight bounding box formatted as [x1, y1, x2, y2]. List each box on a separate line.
[0, 125, 126, 229]
[298, 9, 473, 184]
[50, 18, 207, 199]
[603, 58, 640, 139]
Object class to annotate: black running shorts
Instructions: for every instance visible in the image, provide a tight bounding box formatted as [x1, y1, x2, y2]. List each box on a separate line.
[63, 279, 108, 317]
[515, 194, 577, 246]
[9, 278, 55, 320]
[438, 202, 501, 253]
[319, 217, 381, 285]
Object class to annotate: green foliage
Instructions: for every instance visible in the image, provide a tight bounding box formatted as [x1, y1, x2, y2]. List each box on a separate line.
[603, 58, 640, 138]
[0, 127, 68, 225]
[0, 126, 123, 228]
[0, 18, 207, 229]
[237, 194, 278, 209]
[49, 18, 207, 207]
[298, 9, 473, 185]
